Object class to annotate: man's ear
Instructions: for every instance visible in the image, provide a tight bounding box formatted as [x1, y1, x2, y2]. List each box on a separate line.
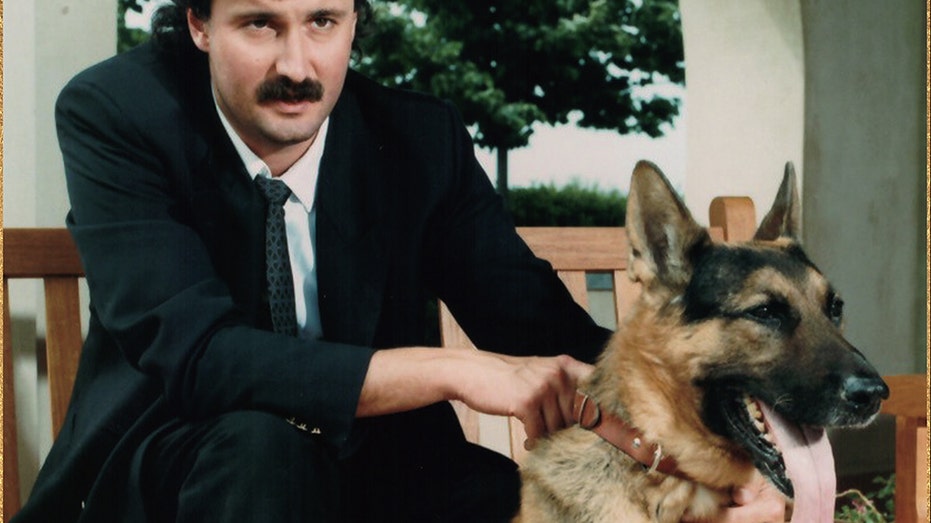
[626, 160, 710, 289]
[187, 9, 210, 52]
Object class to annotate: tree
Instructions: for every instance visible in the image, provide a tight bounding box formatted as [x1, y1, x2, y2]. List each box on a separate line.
[118, 0, 152, 53]
[354, 0, 684, 199]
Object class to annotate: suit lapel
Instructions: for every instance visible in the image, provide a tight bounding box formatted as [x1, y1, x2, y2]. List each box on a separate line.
[315, 81, 389, 347]
[186, 73, 269, 324]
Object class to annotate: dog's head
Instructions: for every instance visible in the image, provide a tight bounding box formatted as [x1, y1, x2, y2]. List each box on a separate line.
[625, 161, 888, 500]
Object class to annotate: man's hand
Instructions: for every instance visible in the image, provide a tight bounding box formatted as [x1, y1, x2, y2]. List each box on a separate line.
[681, 472, 787, 523]
[451, 351, 594, 445]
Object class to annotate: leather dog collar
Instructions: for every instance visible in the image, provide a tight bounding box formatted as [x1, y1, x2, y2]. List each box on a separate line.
[572, 391, 683, 477]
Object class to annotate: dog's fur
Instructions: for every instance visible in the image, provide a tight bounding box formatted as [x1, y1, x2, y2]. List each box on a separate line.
[514, 162, 887, 523]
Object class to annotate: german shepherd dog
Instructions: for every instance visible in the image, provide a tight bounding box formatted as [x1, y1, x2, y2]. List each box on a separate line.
[514, 161, 888, 523]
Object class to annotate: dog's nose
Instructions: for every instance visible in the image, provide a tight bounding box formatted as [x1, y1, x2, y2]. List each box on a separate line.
[841, 374, 890, 409]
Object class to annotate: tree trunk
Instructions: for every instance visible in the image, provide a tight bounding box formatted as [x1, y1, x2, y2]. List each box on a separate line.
[496, 148, 509, 202]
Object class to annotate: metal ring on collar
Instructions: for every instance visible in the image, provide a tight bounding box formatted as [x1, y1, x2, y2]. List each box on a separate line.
[577, 394, 601, 429]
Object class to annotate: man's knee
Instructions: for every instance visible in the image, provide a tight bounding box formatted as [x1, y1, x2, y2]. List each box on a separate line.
[157, 411, 341, 522]
[192, 410, 340, 489]
[205, 411, 331, 460]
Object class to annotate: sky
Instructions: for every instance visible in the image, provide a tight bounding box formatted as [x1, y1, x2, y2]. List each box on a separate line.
[127, 1, 687, 194]
[473, 116, 686, 194]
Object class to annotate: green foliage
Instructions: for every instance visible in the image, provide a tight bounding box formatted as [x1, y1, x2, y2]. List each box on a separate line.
[355, 0, 684, 152]
[506, 181, 626, 227]
[117, 0, 152, 53]
[835, 474, 896, 523]
[119, 0, 146, 11]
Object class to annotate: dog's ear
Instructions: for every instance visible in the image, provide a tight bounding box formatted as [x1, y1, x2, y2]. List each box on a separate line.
[754, 162, 801, 241]
[626, 161, 710, 288]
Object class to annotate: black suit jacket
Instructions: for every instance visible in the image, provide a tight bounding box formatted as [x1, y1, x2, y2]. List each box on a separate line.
[15, 41, 611, 522]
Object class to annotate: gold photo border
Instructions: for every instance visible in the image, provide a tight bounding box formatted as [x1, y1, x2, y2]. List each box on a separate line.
[0, 1, 927, 521]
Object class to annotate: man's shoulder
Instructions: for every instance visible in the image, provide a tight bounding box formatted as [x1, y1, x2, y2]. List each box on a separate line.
[341, 70, 462, 132]
[60, 40, 207, 113]
[55, 40, 214, 162]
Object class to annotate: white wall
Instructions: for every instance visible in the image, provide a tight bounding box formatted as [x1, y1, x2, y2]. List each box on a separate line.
[680, 0, 806, 222]
[3, 0, 116, 500]
[4, 0, 116, 228]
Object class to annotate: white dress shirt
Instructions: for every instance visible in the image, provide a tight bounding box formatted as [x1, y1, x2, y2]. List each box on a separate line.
[214, 102, 327, 340]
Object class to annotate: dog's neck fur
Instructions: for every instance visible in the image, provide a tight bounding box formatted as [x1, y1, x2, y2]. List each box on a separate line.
[583, 297, 757, 491]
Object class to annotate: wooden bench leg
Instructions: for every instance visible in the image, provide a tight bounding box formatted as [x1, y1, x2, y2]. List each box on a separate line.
[893, 416, 924, 523]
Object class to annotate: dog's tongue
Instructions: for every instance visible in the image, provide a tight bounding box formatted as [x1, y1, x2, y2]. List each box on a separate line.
[758, 403, 835, 523]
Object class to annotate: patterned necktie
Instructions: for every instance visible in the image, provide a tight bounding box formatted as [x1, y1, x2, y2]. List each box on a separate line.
[254, 176, 298, 336]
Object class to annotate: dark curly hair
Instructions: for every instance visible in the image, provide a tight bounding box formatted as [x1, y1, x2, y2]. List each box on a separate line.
[152, 0, 372, 53]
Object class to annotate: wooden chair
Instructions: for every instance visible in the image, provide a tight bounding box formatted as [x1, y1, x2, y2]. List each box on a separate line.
[3, 228, 85, 520]
[879, 374, 928, 523]
[439, 196, 753, 463]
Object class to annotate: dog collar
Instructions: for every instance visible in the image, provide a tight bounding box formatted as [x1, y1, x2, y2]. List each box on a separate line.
[573, 391, 683, 477]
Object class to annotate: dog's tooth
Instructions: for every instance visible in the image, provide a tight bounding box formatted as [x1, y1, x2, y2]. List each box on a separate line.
[753, 418, 765, 432]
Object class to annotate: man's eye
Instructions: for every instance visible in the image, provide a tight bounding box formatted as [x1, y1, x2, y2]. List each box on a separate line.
[311, 18, 334, 29]
[248, 19, 271, 30]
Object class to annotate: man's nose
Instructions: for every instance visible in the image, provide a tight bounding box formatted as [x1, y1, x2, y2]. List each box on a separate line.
[275, 32, 313, 82]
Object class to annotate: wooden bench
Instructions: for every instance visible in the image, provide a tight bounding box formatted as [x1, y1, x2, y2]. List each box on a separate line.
[879, 374, 928, 523]
[2, 198, 925, 520]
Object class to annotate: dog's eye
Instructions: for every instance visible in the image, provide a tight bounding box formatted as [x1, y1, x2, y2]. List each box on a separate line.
[745, 301, 791, 329]
[827, 295, 844, 325]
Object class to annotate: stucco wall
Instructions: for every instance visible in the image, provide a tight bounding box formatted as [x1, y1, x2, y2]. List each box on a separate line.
[800, 0, 927, 482]
[801, 0, 926, 376]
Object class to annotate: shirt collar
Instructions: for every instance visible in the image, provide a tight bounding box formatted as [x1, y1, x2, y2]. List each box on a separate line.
[213, 95, 327, 214]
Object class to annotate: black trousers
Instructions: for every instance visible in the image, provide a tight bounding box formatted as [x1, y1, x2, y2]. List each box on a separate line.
[126, 410, 520, 522]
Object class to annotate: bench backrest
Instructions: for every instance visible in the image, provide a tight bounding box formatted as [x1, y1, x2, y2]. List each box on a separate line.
[2, 197, 924, 521]
[3, 228, 85, 519]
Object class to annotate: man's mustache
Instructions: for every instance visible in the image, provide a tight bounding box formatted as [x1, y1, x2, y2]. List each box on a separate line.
[256, 77, 324, 103]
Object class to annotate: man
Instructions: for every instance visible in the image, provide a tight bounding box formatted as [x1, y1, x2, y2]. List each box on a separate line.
[15, 0, 785, 521]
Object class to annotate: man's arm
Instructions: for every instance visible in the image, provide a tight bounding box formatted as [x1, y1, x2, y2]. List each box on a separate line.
[357, 348, 594, 443]
[421, 100, 613, 364]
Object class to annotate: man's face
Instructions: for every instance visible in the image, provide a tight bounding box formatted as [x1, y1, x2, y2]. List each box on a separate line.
[188, 0, 356, 160]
